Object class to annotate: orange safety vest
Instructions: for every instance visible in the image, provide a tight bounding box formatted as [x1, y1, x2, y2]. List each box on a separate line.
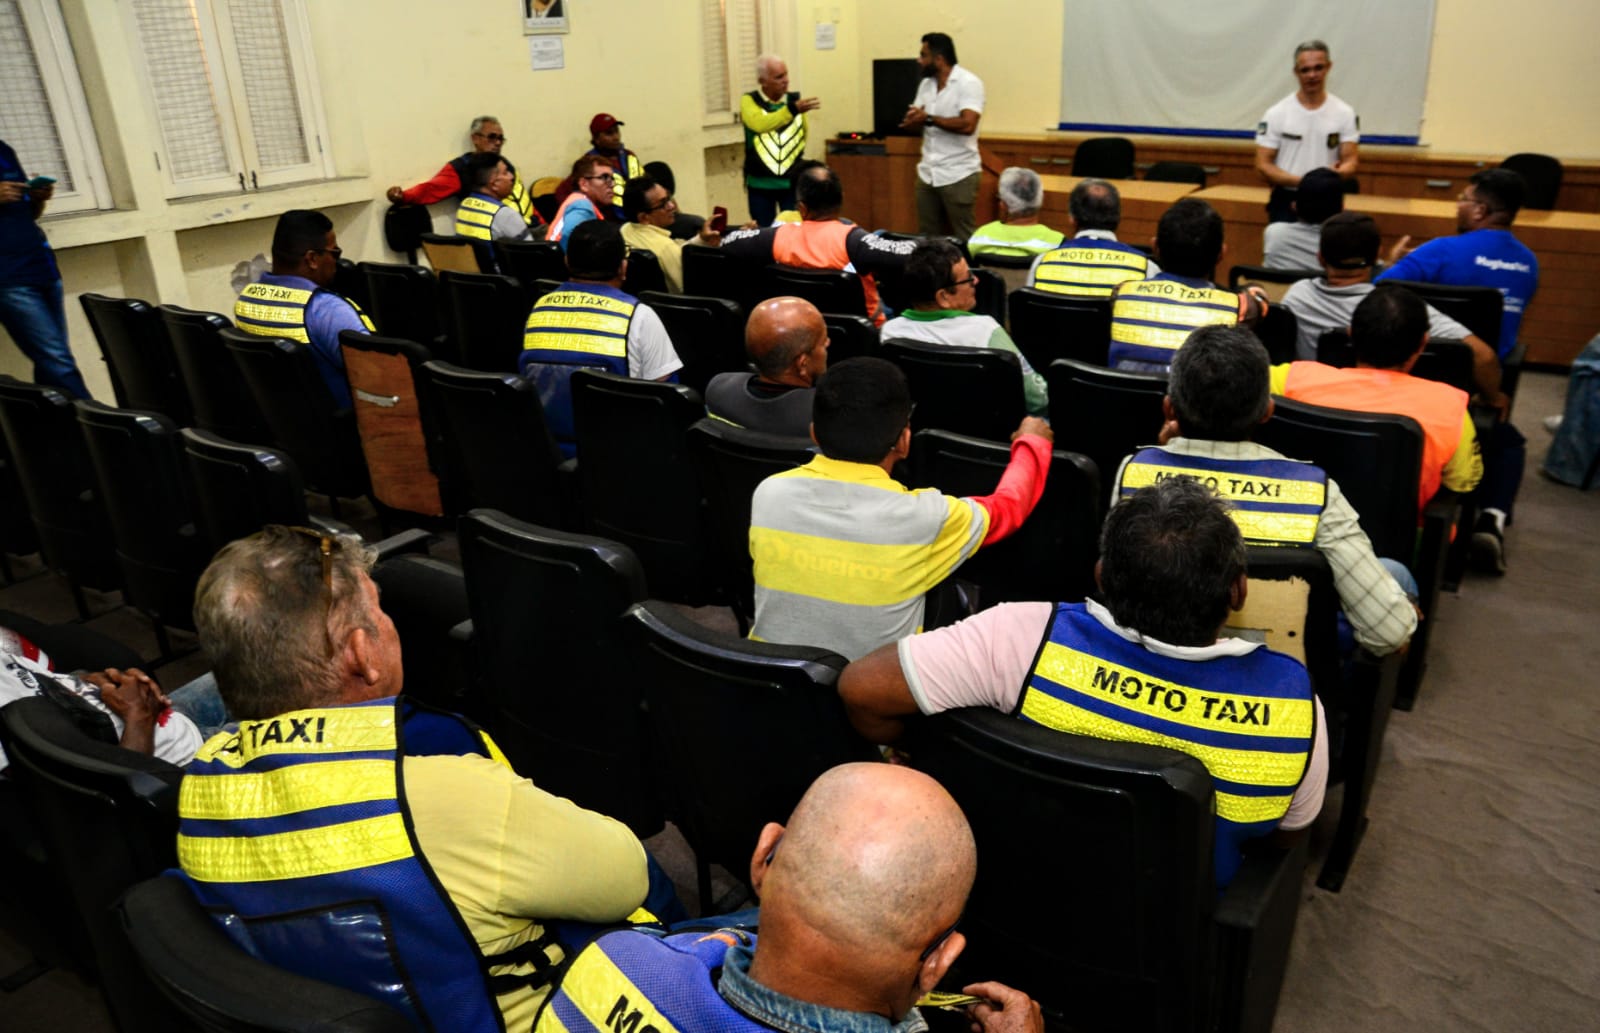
[771, 221, 882, 326]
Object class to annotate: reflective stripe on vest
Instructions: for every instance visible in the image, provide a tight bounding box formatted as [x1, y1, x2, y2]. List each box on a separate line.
[235, 283, 375, 344]
[547, 193, 597, 244]
[1109, 280, 1240, 365]
[1117, 446, 1328, 547]
[748, 93, 806, 177]
[537, 929, 764, 1033]
[509, 174, 533, 221]
[1033, 244, 1150, 298]
[456, 193, 504, 240]
[177, 697, 526, 1033]
[1019, 603, 1314, 885]
[522, 284, 637, 372]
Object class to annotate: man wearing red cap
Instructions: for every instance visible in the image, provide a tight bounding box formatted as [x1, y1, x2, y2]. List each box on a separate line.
[582, 113, 643, 219]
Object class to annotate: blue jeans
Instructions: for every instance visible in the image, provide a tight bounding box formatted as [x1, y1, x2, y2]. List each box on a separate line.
[1336, 558, 1418, 658]
[748, 186, 794, 226]
[0, 280, 90, 399]
[167, 672, 231, 739]
[1544, 332, 1600, 488]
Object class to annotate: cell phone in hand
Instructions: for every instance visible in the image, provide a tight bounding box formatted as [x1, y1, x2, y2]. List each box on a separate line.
[709, 206, 728, 233]
[26, 176, 56, 190]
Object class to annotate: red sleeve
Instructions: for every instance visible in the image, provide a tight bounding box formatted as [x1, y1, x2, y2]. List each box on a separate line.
[400, 162, 462, 206]
[968, 433, 1052, 545]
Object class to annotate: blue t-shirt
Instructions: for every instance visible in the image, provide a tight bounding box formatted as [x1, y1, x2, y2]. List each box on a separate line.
[1376, 228, 1538, 357]
[0, 141, 59, 286]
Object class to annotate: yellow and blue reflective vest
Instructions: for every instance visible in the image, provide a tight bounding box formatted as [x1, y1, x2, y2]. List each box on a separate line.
[1019, 603, 1315, 886]
[1117, 446, 1328, 547]
[519, 282, 639, 455]
[456, 192, 507, 240]
[1108, 276, 1241, 368]
[450, 151, 533, 222]
[536, 928, 765, 1033]
[235, 281, 374, 345]
[176, 696, 543, 1033]
[744, 91, 807, 183]
[1032, 241, 1150, 298]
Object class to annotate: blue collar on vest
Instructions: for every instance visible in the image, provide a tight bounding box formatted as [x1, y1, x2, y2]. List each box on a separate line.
[557, 280, 639, 304]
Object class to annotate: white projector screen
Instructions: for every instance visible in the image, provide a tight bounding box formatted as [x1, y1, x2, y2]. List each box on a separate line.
[1058, 1, 1436, 145]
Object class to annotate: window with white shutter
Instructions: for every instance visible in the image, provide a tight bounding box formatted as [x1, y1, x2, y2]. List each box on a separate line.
[0, 0, 110, 214]
[702, 0, 766, 123]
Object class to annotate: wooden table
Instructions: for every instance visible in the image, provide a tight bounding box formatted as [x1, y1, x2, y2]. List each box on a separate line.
[1192, 185, 1600, 365]
[1037, 175, 1198, 250]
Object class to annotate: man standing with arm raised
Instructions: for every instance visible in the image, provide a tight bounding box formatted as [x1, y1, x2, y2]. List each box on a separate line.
[1255, 40, 1359, 223]
[742, 55, 820, 226]
[901, 32, 984, 240]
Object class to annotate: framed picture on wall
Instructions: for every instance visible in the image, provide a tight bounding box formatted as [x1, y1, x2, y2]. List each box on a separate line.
[523, 0, 569, 34]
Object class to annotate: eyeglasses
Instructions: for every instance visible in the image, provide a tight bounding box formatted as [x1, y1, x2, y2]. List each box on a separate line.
[476, 132, 506, 143]
[308, 246, 343, 261]
[945, 272, 978, 290]
[919, 916, 962, 962]
[584, 172, 615, 181]
[646, 194, 677, 213]
[287, 526, 341, 651]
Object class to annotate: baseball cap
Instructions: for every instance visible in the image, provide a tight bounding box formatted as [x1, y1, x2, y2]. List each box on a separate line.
[589, 113, 624, 135]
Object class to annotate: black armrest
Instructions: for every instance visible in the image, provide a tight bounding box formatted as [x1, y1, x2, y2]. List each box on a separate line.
[1213, 836, 1309, 1033]
[371, 527, 436, 561]
[557, 456, 581, 530]
[449, 618, 473, 645]
[309, 514, 361, 538]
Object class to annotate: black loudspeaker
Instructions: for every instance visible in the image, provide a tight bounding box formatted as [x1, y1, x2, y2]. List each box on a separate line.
[873, 58, 923, 137]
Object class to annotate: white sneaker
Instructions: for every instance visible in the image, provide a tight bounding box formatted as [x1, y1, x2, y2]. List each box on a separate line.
[1544, 414, 1563, 433]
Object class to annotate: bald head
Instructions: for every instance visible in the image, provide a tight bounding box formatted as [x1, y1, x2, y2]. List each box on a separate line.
[745, 296, 829, 384]
[763, 763, 975, 952]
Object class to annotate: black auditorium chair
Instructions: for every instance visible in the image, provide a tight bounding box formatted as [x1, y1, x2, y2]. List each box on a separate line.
[0, 376, 121, 615]
[331, 257, 370, 311]
[880, 341, 1023, 443]
[760, 265, 866, 317]
[0, 431, 39, 581]
[915, 708, 1306, 1033]
[357, 261, 453, 361]
[620, 600, 877, 910]
[683, 245, 755, 310]
[1070, 136, 1135, 179]
[181, 429, 329, 553]
[821, 312, 878, 363]
[1229, 263, 1321, 303]
[1318, 330, 1478, 395]
[970, 251, 1033, 296]
[439, 270, 531, 373]
[971, 267, 1008, 325]
[0, 697, 186, 1033]
[1044, 359, 1167, 507]
[221, 329, 371, 512]
[1253, 304, 1300, 365]
[636, 291, 746, 395]
[420, 232, 490, 275]
[685, 419, 814, 628]
[120, 876, 413, 1033]
[1008, 288, 1113, 370]
[621, 248, 668, 296]
[78, 293, 191, 424]
[75, 401, 209, 656]
[339, 332, 450, 526]
[905, 430, 1100, 606]
[159, 305, 275, 446]
[369, 551, 476, 724]
[421, 361, 570, 528]
[570, 370, 713, 604]
[456, 509, 662, 837]
[1499, 152, 1562, 210]
[494, 238, 568, 286]
[1144, 161, 1208, 187]
[1380, 280, 1522, 402]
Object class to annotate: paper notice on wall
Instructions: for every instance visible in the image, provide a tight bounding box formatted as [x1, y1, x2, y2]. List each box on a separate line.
[814, 23, 836, 50]
[529, 37, 564, 71]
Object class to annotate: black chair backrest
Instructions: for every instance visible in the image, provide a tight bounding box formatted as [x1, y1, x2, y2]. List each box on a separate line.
[369, 553, 478, 723]
[1227, 264, 1321, 291]
[331, 258, 370, 311]
[620, 600, 876, 885]
[180, 427, 312, 555]
[75, 401, 206, 631]
[0, 696, 185, 1033]
[621, 248, 668, 296]
[821, 311, 878, 363]
[685, 419, 814, 621]
[0, 376, 120, 592]
[357, 262, 448, 358]
[457, 510, 661, 836]
[421, 361, 565, 527]
[1256, 395, 1424, 562]
[1253, 304, 1300, 365]
[1410, 339, 1477, 395]
[120, 875, 414, 1033]
[1144, 161, 1208, 187]
[1044, 359, 1167, 503]
[494, 239, 568, 286]
[1228, 546, 1343, 705]
[160, 305, 275, 446]
[1008, 288, 1113, 370]
[420, 231, 492, 274]
[636, 290, 746, 396]
[1380, 279, 1503, 355]
[761, 264, 867, 317]
[971, 267, 1007, 324]
[881, 340, 1023, 443]
[570, 370, 712, 603]
[905, 430, 1101, 606]
[913, 708, 1214, 1031]
[1071, 136, 1135, 178]
[439, 270, 531, 373]
[340, 332, 448, 521]
[79, 293, 192, 424]
[1316, 329, 1354, 368]
[682, 245, 755, 310]
[220, 329, 371, 503]
[1499, 152, 1562, 210]
[0, 428, 39, 562]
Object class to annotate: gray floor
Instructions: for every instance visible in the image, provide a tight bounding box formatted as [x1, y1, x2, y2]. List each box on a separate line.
[2, 371, 1596, 1032]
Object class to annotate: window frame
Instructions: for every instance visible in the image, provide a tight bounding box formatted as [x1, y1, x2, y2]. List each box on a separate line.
[8, 0, 112, 214]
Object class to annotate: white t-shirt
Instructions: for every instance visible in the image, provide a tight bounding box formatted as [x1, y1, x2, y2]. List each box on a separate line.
[625, 303, 684, 381]
[914, 64, 985, 187]
[1255, 92, 1359, 179]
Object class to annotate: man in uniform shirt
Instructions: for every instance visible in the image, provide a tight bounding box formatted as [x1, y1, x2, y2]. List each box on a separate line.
[1255, 40, 1359, 223]
[901, 32, 985, 240]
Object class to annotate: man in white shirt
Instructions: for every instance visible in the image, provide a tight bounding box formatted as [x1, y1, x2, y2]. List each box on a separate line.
[900, 32, 984, 240]
[1255, 39, 1359, 223]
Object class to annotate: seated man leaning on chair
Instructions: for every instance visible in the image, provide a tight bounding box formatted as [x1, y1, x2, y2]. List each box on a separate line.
[1115, 325, 1417, 657]
[1025, 177, 1160, 297]
[749, 357, 1052, 661]
[838, 475, 1327, 889]
[1260, 166, 1343, 272]
[967, 167, 1065, 259]
[539, 763, 1044, 1033]
[234, 208, 373, 407]
[1106, 198, 1266, 373]
[619, 174, 723, 294]
[176, 526, 662, 1033]
[880, 239, 1048, 417]
[704, 296, 828, 442]
[454, 152, 540, 243]
[520, 220, 683, 453]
